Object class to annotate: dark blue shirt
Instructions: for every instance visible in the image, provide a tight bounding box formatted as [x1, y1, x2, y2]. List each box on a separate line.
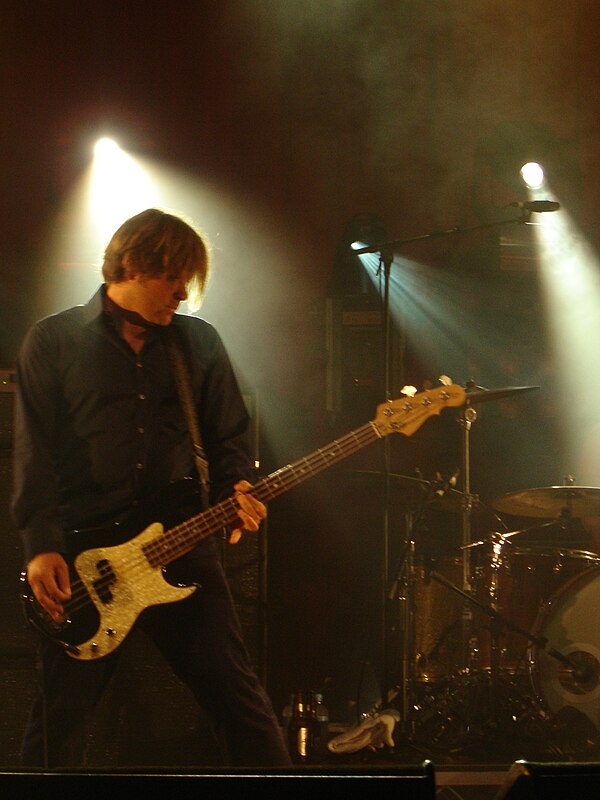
[11, 286, 252, 562]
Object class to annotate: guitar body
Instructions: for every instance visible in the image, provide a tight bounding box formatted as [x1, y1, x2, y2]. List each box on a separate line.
[21, 480, 205, 660]
[21, 524, 198, 660]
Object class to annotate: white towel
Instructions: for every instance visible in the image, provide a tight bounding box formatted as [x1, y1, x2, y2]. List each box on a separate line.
[327, 709, 401, 754]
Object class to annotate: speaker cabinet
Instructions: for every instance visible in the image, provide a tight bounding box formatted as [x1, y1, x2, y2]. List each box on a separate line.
[495, 761, 600, 799]
[0, 372, 37, 657]
[325, 295, 386, 431]
[0, 372, 38, 768]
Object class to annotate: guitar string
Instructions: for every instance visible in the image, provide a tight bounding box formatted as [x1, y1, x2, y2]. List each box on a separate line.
[57, 424, 378, 617]
[40, 390, 461, 635]
[47, 396, 452, 620]
[53, 396, 449, 619]
[55, 422, 382, 618]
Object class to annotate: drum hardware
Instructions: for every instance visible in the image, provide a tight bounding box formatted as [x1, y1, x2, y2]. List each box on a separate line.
[428, 568, 593, 679]
[405, 565, 600, 759]
[411, 555, 465, 683]
[433, 535, 600, 758]
[428, 568, 527, 678]
[431, 556, 600, 752]
[452, 382, 540, 673]
[352, 214, 543, 744]
[348, 469, 483, 515]
[528, 566, 600, 733]
[408, 667, 564, 760]
[352, 381, 543, 750]
[379, 382, 600, 759]
[461, 520, 561, 551]
[382, 382, 543, 746]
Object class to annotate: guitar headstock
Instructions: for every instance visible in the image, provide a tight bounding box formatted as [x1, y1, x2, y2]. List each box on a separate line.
[372, 384, 466, 437]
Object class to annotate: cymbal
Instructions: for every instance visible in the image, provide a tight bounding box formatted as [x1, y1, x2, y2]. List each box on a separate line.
[493, 486, 600, 518]
[465, 384, 540, 404]
[459, 521, 560, 549]
[348, 470, 478, 513]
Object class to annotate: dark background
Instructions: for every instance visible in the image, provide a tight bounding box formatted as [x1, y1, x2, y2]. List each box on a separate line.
[1, 0, 600, 765]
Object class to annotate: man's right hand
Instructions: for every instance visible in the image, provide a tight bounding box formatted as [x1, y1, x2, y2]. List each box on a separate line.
[26, 552, 71, 620]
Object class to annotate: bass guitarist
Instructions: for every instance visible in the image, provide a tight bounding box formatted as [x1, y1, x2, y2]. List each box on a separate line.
[11, 208, 292, 769]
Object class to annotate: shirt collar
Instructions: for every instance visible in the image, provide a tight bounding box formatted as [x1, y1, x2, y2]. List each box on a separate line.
[84, 285, 176, 342]
[81, 285, 108, 325]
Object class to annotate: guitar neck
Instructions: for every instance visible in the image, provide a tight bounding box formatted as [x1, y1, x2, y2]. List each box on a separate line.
[144, 421, 380, 566]
[143, 382, 466, 568]
[247, 421, 380, 505]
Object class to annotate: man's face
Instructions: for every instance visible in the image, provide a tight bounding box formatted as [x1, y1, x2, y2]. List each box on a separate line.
[125, 271, 189, 325]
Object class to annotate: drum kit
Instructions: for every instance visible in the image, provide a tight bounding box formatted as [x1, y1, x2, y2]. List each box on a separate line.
[379, 384, 600, 760]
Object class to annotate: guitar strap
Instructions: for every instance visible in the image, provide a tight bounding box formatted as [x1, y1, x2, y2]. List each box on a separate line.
[166, 326, 211, 508]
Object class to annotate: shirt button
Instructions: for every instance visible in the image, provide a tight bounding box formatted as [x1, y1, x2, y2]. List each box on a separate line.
[136, 463, 144, 470]
[138, 393, 145, 400]
[137, 426, 145, 434]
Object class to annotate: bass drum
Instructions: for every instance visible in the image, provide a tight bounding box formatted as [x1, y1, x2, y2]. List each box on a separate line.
[529, 565, 600, 731]
[475, 546, 600, 672]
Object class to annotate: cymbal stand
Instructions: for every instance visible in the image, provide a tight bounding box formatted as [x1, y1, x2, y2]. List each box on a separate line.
[457, 394, 504, 723]
[386, 511, 416, 730]
[457, 389, 509, 716]
[458, 392, 480, 670]
[456, 389, 504, 718]
[387, 487, 438, 734]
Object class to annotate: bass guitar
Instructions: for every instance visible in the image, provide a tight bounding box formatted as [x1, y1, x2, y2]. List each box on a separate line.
[20, 383, 465, 660]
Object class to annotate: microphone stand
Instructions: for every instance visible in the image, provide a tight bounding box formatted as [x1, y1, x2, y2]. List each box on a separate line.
[351, 207, 539, 258]
[353, 206, 546, 728]
[378, 244, 395, 718]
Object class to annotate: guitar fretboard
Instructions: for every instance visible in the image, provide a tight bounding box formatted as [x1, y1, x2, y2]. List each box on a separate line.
[142, 420, 381, 567]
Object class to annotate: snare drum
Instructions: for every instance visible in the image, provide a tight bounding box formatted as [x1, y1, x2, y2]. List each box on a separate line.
[413, 557, 465, 682]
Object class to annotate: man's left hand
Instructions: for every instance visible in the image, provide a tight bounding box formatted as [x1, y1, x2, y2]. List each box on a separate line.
[229, 479, 267, 544]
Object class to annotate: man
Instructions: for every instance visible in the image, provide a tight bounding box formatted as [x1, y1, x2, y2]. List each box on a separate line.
[11, 208, 292, 768]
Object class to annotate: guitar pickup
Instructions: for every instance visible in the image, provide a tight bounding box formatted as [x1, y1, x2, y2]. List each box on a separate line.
[92, 559, 117, 604]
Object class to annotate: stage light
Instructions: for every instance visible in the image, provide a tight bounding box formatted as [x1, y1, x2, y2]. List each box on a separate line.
[93, 137, 121, 158]
[520, 161, 544, 189]
[471, 120, 574, 231]
[89, 137, 160, 242]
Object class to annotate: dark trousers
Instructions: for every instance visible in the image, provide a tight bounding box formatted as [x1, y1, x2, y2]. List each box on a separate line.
[21, 553, 292, 768]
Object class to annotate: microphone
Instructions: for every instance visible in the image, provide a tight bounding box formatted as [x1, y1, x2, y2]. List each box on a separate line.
[510, 200, 560, 213]
[571, 662, 595, 684]
[434, 469, 459, 498]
